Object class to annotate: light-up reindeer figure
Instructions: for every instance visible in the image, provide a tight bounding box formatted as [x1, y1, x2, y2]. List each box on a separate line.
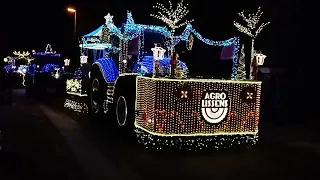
[12, 51, 34, 86]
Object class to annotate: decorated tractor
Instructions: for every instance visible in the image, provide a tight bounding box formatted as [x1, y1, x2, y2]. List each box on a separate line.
[64, 1, 272, 150]
[25, 44, 69, 96]
[65, 10, 239, 120]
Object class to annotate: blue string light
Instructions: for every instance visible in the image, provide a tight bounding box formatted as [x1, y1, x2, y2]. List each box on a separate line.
[4, 65, 13, 72]
[132, 56, 187, 74]
[32, 52, 61, 57]
[83, 11, 240, 79]
[106, 12, 240, 78]
[93, 58, 119, 82]
[42, 64, 59, 73]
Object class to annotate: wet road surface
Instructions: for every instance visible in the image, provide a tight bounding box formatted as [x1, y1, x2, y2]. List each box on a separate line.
[1, 89, 319, 180]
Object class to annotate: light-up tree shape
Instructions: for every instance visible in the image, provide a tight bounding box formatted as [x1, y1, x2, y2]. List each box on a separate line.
[234, 7, 270, 79]
[150, 0, 194, 55]
[236, 45, 246, 80]
[45, 44, 53, 53]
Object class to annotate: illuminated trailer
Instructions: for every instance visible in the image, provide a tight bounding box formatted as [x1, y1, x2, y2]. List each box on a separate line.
[133, 76, 261, 150]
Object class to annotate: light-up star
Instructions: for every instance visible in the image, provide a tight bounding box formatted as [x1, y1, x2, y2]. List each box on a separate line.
[104, 13, 114, 24]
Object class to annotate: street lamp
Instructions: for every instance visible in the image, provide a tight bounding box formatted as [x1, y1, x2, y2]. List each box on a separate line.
[67, 7, 76, 35]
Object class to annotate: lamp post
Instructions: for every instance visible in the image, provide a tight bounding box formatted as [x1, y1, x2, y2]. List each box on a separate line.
[64, 58, 71, 67]
[67, 8, 77, 35]
[255, 53, 267, 66]
[151, 44, 166, 77]
[252, 52, 267, 80]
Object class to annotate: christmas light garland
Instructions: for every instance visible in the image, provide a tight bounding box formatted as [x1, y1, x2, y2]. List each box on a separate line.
[233, 7, 270, 80]
[134, 76, 261, 150]
[64, 99, 88, 113]
[233, 7, 270, 38]
[101, 11, 240, 78]
[235, 45, 246, 80]
[32, 44, 61, 57]
[66, 79, 82, 93]
[135, 128, 258, 151]
[150, 0, 194, 33]
[82, 7, 241, 78]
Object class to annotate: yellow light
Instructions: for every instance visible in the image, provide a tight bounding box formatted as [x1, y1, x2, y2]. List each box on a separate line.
[67, 8, 76, 13]
[181, 90, 188, 98]
[150, 0, 194, 33]
[235, 45, 246, 80]
[118, 39, 128, 74]
[66, 79, 82, 93]
[64, 99, 88, 113]
[233, 7, 270, 38]
[135, 76, 262, 136]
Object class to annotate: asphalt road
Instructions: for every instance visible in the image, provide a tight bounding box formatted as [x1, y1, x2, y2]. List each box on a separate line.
[0, 90, 85, 179]
[1, 89, 319, 180]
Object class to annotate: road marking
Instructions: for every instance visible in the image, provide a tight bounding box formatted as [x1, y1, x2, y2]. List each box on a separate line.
[39, 104, 139, 180]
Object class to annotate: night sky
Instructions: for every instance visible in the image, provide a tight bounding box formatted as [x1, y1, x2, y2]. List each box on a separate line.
[1, 0, 301, 70]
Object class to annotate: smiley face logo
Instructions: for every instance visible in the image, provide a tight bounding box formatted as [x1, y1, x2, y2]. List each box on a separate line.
[201, 90, 229, 124]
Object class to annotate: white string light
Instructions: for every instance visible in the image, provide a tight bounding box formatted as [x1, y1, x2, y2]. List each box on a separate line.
[233, 7, 270, 38]
[150, 0, 194, 33]
[45, 44, 53, 53]
[64, 59, 71, 66]
[80, 55, 88, 64]
[13, 51, 30, 58]
[135, 76, 261, 150]
[66, 79, 82, 93]
[233, 7, 270, 80]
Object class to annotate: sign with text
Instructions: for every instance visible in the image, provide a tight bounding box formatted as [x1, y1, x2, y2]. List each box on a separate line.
[201, 90, 229, 124]
[135, 77, 261, 136]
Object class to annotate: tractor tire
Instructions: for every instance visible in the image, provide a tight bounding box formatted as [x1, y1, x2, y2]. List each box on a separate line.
[88, 68, 107, 120]
[113, 74, 137, 141]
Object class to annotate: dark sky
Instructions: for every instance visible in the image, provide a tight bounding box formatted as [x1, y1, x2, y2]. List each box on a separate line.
[1, 0, 302, 69]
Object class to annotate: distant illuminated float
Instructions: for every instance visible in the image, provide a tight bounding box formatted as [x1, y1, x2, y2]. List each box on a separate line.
[32, 44, 61, 57]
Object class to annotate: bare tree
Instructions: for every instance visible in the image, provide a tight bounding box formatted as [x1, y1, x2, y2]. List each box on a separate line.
[234, 7, 270, 38]
[150, 0, 193, 55]
[234, 7, 270, 79]
[150, 0, 194, 34]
